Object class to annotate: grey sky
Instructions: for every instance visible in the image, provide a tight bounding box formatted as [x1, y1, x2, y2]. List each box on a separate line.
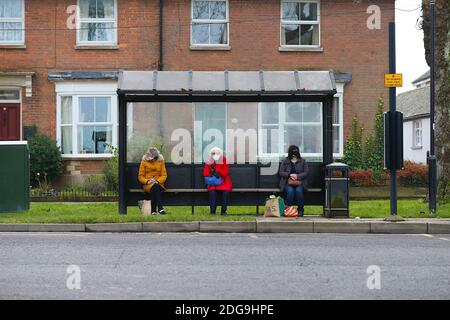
[395, 0, 429, 93]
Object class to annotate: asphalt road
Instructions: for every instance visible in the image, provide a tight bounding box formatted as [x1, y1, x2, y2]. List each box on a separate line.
[0, 232, 449, 300]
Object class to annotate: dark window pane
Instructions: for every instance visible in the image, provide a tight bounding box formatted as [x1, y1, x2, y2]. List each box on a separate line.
[303, 102, 321, 122]
[94, 97, 111, 122]
[0, 88, 20, 100]
[282, 24, 299, 45]
[301, 3, 317, 21]
[300, 24, 319, 45]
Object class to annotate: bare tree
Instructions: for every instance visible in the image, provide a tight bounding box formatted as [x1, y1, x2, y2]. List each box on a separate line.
[421, 0, 450, 203]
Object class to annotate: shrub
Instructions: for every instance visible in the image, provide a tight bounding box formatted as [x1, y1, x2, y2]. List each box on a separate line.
[363, 97, 385, 170]
[398, 161, 428, 187]
[28, 135, 63, 186]
[84, 175, 107, 196]
[343, 117, 364, 169]
[349, 169, 376, 187]
[103, 144, 119, 192]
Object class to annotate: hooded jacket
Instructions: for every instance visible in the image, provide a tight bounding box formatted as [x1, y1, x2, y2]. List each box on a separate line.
[138, 154, 167, 192]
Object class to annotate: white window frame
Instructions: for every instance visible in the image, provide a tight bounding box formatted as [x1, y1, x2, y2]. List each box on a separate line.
[333, 83, 344, 158]
[190, 0, 229, 47]
[0, 0, 25, 45]
[76, 0, 118, 46]
[280, 0, 320, 48]
[257, 102, 323, 159]
[413, 119, 422, 148]
[56, 82, 118, 159]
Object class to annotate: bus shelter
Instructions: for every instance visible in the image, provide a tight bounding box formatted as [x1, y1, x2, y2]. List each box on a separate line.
[117, 70, 337, 214]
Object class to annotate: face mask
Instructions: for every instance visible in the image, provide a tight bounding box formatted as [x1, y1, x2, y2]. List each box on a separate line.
[212, 154, 220, 161]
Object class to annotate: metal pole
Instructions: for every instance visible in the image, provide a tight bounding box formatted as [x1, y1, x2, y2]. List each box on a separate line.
[429, 0, 437, 213]
[389, 22, 397, 216]
[118, 93, 127, 215]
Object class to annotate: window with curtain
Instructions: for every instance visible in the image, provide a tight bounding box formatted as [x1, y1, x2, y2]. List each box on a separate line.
[191, 0, 228, 46]
[280, 1, 320, 47]
[78, 0, 117, 44]
[59, 95, 116, 156]
[0, 0, 24, 44]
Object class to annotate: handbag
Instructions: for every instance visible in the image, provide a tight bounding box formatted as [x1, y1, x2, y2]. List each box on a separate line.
[204, 175, 222, 186]
[288, 178, 302, 187]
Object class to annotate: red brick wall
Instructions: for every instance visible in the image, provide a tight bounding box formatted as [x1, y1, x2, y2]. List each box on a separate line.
[0, 0, 395, 176]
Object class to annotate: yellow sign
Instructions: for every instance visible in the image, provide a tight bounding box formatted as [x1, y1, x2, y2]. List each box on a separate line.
[384, 74, 403, 87]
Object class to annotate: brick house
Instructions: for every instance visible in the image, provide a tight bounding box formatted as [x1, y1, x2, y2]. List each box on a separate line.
[0, 0, 394, 186]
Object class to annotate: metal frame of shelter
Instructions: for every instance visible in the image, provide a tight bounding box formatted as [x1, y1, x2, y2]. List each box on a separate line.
[117, 70, 337, 214]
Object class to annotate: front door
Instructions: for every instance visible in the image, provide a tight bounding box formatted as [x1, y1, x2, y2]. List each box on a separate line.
[0, 104, 20, 141]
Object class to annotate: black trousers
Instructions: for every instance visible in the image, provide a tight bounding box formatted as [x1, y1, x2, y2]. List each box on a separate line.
[208, 190, 230, 214]
[144, 184, 163, 213]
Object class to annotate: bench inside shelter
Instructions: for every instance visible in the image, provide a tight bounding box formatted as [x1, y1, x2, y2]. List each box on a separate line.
[126, 162, 325, 213]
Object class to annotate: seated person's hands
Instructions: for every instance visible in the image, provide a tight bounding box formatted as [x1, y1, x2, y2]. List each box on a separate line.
[290, 173, 298, 180]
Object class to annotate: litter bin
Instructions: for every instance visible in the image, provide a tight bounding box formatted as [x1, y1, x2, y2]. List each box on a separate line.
[0, 141, 30, 212]
[324, 163, 349, 218]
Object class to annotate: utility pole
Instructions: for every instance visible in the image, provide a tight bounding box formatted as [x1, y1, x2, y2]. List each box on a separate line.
[389, 21, 398, 216]
[428, 0, 437, 214]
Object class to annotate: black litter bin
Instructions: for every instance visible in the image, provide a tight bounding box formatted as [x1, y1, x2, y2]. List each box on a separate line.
[324, 163, 349, 218]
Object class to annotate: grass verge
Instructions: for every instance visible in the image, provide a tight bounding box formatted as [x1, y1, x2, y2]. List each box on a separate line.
[0, 200, 448, 224]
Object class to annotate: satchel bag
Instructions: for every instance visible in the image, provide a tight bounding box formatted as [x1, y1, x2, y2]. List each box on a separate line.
[204, 175, 222, 186]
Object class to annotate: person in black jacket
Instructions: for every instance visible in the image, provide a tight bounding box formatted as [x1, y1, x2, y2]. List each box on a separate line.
[278, 145, 309, 216]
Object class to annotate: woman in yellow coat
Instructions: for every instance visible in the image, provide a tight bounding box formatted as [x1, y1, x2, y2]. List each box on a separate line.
[138, 147, 167, 214]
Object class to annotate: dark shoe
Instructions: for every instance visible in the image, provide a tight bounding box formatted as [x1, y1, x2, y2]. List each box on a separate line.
[210, 212, 216, 215]
[221, 211, 227, 216]
[298, 208, 304, 217]
[158, 209, 167, 215]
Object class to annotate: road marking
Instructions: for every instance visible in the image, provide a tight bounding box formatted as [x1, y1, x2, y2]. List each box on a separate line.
[421, 234, 434, 238]
[249, 234, 258, 239]
[438, 237, 450, 241]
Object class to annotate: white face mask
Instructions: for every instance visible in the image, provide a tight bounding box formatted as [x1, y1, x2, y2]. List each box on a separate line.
[212, 154, 220, 161]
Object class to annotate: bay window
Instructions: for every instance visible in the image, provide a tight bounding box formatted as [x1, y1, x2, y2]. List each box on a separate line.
[77, 0, 117, 45]
[56, 83, 117, 157]
[281, 0, 320, 47]
[0, 0, 24, 44]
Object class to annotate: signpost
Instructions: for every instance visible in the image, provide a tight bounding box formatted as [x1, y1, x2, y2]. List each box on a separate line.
[384, 22, 404, 220]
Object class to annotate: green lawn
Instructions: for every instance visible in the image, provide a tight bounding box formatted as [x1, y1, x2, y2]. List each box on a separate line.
[0, 200, 449, 224]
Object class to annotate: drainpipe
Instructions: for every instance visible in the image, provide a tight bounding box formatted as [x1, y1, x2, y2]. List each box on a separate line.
[158, 0, 164, 71]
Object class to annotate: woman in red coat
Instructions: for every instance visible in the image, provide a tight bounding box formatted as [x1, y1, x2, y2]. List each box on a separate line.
[203, 147, 232, 215]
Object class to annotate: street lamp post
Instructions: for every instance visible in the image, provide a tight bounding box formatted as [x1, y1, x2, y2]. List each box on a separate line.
[429, 0, 437, 214]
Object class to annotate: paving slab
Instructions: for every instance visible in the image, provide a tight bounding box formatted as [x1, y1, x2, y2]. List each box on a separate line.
[199, 221, 256, 233]
[0, 224, 29, 232]
[427, 222, 450, 234]
[28, 224, 85, 232]
[85, 223, 143, 233]
[142, 222, 199, 232]
[370, 221, 428, 234]
[256, 219, 314, 233]
[314, 221, 371, 233]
